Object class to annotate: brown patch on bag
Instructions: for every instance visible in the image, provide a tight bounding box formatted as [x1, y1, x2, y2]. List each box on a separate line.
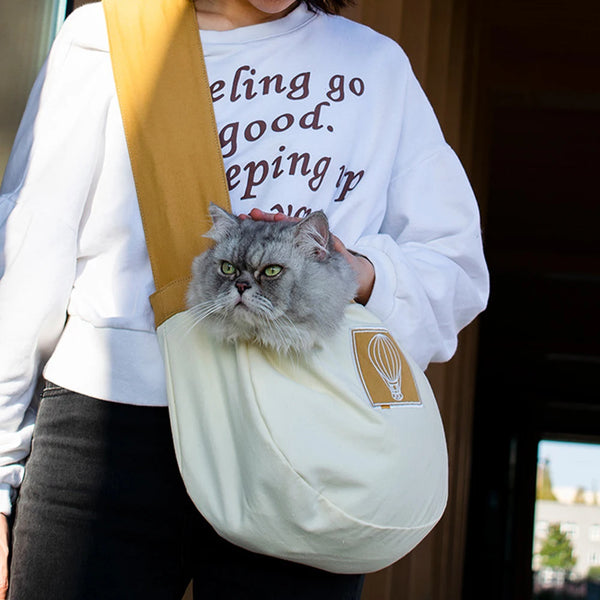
[351, 329, 421, 409]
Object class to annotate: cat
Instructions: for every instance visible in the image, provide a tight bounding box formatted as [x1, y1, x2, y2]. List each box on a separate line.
[186, 205, 358, 354]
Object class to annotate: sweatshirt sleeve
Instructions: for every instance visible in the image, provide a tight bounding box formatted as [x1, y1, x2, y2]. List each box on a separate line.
[0, 9, 105, 515]
[352, 60, 489, 369]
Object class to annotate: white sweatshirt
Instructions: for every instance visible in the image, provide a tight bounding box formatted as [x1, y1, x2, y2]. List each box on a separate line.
[0, 3, 489, 513]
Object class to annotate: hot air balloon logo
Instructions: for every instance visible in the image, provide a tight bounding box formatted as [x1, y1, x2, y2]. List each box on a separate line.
[367, 333, 403, 401]
[351, 328, 420, 408]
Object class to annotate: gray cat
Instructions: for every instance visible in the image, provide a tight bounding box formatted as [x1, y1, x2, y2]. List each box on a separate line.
[186, 205, 358, 354]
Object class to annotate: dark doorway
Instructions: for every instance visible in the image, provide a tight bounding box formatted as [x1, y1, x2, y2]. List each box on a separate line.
[463, 1, 600, 599]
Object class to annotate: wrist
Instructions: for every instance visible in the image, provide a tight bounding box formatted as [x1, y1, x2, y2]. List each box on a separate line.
[348, 250, 375, 305]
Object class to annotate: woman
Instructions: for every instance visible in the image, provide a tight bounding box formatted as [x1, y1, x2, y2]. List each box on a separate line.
[0, 0, 489, 597]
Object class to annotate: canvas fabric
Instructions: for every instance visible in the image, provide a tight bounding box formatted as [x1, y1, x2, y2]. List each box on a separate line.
[160, 303, 448, 573]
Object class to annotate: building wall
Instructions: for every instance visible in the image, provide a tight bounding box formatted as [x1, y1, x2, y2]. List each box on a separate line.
[534, 500, 600, 578]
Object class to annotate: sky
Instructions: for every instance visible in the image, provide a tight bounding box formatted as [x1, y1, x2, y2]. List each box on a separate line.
[538, 440, 600, 490]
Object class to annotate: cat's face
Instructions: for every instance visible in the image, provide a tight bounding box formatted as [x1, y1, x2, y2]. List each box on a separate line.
[198, 220, 302, 325]
[186, 206, 357, 353]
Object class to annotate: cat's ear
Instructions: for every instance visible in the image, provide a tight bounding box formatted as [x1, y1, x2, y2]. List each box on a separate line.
[294, 211, 330, 260]
[205, 203, 238, 241]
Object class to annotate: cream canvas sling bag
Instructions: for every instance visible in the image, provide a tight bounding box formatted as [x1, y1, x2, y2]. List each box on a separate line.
[103, 0, 448, 574]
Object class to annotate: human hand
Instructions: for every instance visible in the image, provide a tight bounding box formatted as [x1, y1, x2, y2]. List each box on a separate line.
[242, 209, 375, 305]
[0, 514, 9, 599]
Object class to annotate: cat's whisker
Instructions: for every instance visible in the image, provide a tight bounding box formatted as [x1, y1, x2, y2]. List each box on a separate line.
[185, 302, 218, 318]
[186, 293, 231, 316]
[181, 309, 229, 339]
[250, 305, 298, 352]
[262, 318, 287, 351]
[262, 316, 301, 356]
[274, 312, 305, 348]
[172, 301, 229, 337]
[253, 295, 274, 312]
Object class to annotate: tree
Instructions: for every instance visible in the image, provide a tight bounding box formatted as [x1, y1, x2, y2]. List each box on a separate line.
[588, 566, 600, 581]
[539, 523, 576, 573]
[537, 459, 557, 501]
[573, 487, 587, 504]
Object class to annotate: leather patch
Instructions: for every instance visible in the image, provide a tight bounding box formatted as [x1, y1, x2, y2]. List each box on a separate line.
[351, 328, 421, 409]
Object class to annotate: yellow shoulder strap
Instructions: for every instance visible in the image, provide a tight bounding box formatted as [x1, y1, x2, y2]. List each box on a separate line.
[103, 0, 231, 327]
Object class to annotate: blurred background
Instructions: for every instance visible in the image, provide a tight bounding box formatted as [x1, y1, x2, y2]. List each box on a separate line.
[1, 0, 599, 598]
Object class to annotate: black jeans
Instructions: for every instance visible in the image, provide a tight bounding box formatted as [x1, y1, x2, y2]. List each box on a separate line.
[8, 383, 364, 600]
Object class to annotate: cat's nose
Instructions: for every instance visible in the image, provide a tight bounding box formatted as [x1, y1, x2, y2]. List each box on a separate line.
[235, 281, 251, 294]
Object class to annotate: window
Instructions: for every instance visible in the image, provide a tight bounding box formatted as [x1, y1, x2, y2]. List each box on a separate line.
[533, 440, 600, 590]
[536, 521, 549, 538]
[561, 522, 579, 539]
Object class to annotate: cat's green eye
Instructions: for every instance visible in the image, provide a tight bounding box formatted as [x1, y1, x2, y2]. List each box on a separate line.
[221, 261, 237, 275]
[263, 265, 283, 277]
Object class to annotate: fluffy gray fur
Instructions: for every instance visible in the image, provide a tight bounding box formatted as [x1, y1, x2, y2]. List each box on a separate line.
[186, 205, 358, 354]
